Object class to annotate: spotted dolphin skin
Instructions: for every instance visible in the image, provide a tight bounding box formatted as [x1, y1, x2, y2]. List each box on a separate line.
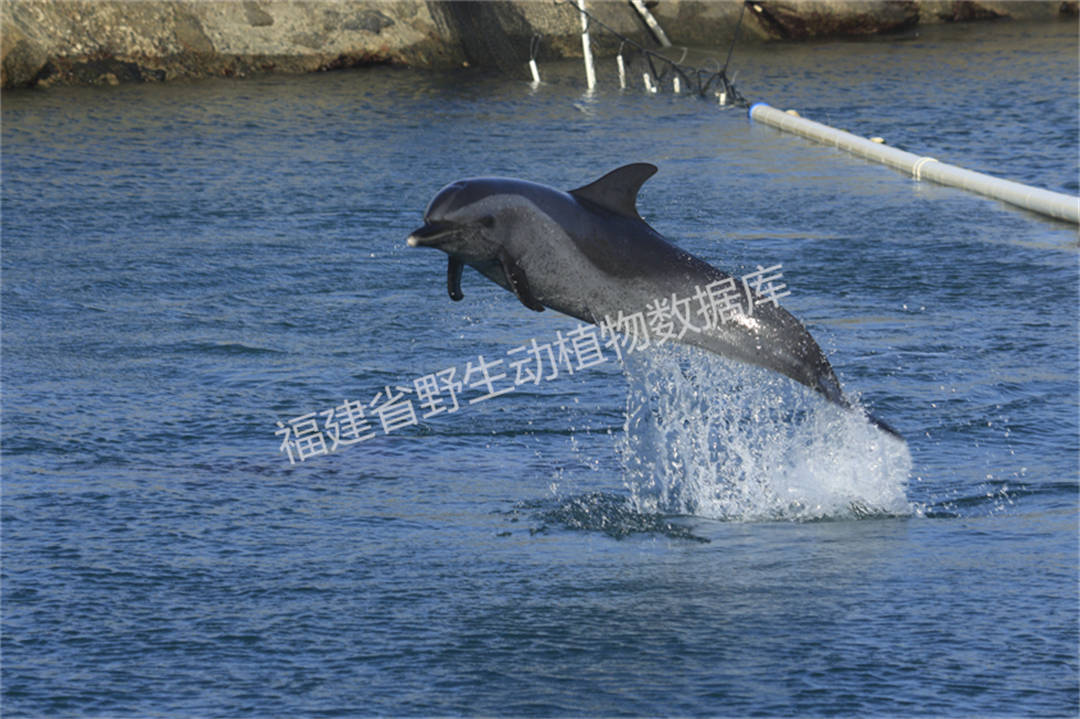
[407, 163, 901, 440]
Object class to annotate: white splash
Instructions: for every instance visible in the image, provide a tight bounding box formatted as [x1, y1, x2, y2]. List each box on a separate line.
[615, 346, 912, 522]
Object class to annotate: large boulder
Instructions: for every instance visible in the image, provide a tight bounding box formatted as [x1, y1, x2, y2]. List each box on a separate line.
[2, 11, 49, 87]
[919, 0, 1076, 22]
[741, 1, 921, 40]
[651, 0, 1072, 44]
[1, 0, 465, 88]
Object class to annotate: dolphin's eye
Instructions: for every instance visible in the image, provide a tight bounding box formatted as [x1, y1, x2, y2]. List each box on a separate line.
[479, 215, 495, 228]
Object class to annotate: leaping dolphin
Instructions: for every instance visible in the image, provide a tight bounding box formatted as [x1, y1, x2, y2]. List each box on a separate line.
[407, 163, 901, 440]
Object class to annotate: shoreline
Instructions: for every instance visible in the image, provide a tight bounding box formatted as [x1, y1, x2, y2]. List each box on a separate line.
[3, 0, 1076, 90]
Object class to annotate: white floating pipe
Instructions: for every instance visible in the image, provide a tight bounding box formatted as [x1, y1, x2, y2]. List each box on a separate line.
[576, 0, 596, 91]
[749, 102, 1080, 224]
[528, 58, 540, 85]
[629, 0, 672, 47]
[616, 53, 626, 89]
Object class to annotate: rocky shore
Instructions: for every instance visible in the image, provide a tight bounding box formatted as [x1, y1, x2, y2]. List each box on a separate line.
[2, 0, 1075, 89]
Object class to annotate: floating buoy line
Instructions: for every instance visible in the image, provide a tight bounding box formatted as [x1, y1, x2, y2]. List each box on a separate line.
[528, 0, 1080, 225]
[749, 104, 1080, 224]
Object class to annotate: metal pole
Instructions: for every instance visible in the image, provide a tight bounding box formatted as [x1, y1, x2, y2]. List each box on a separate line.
[749, 102, 1079, 224]
[629, 0, 672, 48]
[576, 0, 596, 91]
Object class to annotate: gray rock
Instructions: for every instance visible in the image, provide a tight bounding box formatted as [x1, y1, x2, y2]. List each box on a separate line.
[243, 3, 275, 28]
[1, 14, 49, 87]
[346, 10, 395, 35]
[742, 1, 921, 40]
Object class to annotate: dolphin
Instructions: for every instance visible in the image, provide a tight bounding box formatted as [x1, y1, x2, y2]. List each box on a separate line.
[406, 163, 901, 439]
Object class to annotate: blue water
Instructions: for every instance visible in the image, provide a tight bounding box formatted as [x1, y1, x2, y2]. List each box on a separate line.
[3, 19, 1077, 717]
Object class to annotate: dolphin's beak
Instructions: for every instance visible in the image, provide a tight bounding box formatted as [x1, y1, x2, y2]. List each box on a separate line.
[406, 221, 454, 248]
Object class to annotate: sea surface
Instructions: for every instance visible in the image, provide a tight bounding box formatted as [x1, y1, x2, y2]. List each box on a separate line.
[2, 19, 1078, 718]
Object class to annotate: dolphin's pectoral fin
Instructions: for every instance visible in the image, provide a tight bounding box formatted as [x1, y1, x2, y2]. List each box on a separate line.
[498, 250, 544, 312]
[447, 257, 464, 301]
[569, 163, 658, 221]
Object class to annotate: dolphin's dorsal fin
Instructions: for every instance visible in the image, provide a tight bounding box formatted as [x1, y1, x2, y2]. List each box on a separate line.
[569, 163, 657, 220]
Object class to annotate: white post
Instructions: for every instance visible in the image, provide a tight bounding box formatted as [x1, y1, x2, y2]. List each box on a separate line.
[528, 58, 541, 85]
[616, 54, 626, 89]
[576, 0, 596, 91]
[673, 76, 680, 94]
[629, 0, 672, 47]
[643, 73, 656, 93]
